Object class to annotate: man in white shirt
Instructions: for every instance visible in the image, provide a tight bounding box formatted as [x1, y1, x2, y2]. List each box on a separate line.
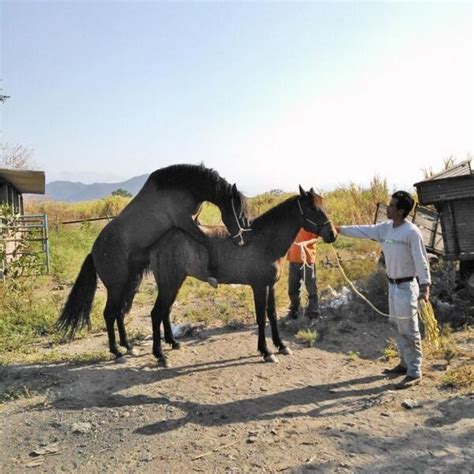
[337, 191, 431, 389]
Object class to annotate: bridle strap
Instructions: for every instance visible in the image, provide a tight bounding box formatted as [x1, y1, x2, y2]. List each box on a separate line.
[297, 198, 304, 215]
[230, 196, 252, 245]
[297, 198, 332, 230]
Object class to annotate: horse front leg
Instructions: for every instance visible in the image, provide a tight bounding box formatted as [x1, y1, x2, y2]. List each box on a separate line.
[253, 285, 277, 363]
[267, 286, 292, 356]
[163, 308, 181, 350]
[117, 314, 137, 356]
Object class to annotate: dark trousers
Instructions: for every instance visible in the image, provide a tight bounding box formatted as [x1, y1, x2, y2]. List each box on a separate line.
[288, 262, 319, 314]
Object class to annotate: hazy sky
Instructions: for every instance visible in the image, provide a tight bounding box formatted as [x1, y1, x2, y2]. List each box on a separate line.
[1, 1, 472, 195]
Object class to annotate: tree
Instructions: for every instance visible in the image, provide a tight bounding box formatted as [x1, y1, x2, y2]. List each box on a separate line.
[111, 188, 132, 198]
[0, 143, 35, 169]
[0, 86, 9, 103]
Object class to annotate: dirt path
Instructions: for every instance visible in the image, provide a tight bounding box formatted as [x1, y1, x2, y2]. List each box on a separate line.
[1, 310, 473, 473]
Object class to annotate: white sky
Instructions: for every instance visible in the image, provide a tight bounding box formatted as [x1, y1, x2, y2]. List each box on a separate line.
[1, 1, 472, 195]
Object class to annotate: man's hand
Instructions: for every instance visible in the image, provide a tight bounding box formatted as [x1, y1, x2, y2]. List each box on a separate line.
[419, 284, 430, 302]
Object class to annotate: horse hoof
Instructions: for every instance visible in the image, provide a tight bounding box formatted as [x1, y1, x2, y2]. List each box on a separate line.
[161, 358, 170, 368]
[171, 342, 181, 350]
[279, 346, 293, 356]
[127, 348, 139, 357]
[115, 355, 128, 364]
[264, 354, 279, 363]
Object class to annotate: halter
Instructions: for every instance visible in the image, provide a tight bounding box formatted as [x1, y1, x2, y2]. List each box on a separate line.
[295, 197, 332, 285]
[297, 198, 332, 230]
[230, 196, 252, 246]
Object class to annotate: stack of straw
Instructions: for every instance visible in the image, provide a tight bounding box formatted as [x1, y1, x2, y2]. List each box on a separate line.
[418, 300, 440, 348]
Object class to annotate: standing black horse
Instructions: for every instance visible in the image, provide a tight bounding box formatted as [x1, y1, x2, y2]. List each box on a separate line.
[148, 186, 337, 366]
[57, 164, 250, 359]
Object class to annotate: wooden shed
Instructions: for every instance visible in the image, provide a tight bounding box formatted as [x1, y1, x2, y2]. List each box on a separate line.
[414, 160, 474, 265]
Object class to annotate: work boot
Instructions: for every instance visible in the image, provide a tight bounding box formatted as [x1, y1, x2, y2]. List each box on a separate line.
[395, 375, 422, 390]
[383, 364, 407, 375]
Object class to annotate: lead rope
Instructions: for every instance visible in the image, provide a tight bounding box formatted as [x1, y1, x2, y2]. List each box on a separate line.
[294, 241, 316, 286]
[329, 244, 414, 320]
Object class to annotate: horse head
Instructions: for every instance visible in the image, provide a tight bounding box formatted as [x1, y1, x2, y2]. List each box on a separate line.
[220, 183, 251, 246]
[297, 185, 337, 243]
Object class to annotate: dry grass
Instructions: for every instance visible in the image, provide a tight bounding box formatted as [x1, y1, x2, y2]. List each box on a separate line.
[442, 364, 474, 391]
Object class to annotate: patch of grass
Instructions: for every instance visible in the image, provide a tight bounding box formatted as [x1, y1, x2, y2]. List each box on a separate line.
[0, 287, 63, 353]
[217, 303, 234, 324]
[347, 350, 360, 361]
[49, 224, 100, 282]
[441, 342, 461, 367]
[442, 364, 474, 391]
[0, 385, 38, 403]
[128, 327, 149, 344]
[182, 307, 214, 325]
[0, 280, 105, 357]
[424, 325, 462, 367]
[133, 284, 157, 306]
[382, 338, 398, 360]
[295, 329, 319, 347]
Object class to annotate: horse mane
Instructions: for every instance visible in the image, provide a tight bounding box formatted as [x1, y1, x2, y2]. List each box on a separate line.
[148, 164, 248, 214]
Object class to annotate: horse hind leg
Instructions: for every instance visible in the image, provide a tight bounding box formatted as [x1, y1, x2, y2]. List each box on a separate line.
[116, 260, 147, 356]
[103, 292, 125, 360]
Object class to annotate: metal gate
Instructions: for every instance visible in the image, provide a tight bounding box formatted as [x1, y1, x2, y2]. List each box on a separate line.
[0, 213, 50, 278]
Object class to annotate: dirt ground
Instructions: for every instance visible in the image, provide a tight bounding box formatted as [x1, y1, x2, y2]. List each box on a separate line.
[1, 303, 473, 473]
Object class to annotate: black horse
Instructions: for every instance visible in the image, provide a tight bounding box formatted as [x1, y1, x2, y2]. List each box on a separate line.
[148, 186, 337, 366]
[57, 164, 250, 359]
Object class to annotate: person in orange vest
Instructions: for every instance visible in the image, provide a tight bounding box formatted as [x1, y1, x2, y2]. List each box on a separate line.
[287, 228, 320, 319]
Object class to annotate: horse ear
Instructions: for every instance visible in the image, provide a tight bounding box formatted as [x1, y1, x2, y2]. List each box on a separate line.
[309, 187, 316, 194]
[299, 185, 306, 196]
[232, 183, 238, 195]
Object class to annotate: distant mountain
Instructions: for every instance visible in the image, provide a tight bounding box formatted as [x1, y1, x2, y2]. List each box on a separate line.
[45, 174, 149, 202]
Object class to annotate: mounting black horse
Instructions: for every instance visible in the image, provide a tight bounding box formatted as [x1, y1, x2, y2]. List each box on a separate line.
[148, 186, 337, 366]
[57, 164, 250, 358]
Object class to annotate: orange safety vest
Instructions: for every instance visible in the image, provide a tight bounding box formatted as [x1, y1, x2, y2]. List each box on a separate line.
[287, 228, 319, 264]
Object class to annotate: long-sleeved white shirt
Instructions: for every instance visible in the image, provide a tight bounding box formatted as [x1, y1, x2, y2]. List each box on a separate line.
[339, 220, 431, 285]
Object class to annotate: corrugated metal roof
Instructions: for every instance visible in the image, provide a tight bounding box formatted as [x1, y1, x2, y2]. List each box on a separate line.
[421, 159, 472, 182]
[0, 168, 45, 194]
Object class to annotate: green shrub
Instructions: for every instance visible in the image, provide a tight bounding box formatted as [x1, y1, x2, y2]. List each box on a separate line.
[295, 329, 319, 347]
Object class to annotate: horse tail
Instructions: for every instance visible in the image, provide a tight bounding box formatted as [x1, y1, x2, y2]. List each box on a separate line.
[57, 254, 97, 339]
